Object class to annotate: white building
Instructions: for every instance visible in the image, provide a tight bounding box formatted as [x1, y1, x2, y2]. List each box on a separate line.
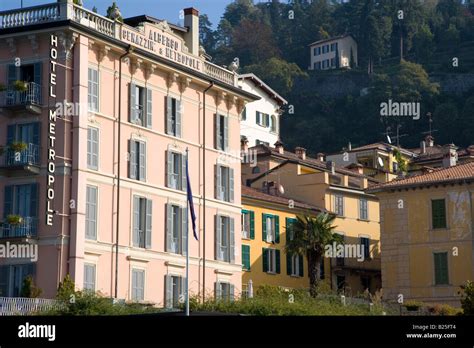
[308, 35, 358, 71]
[238, 74, 287, 147]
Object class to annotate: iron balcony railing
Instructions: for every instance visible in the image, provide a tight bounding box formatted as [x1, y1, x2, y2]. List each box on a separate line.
[2, 143, 40, 167]
[0, 217, 38, 239]
[0, 82, 42, 107]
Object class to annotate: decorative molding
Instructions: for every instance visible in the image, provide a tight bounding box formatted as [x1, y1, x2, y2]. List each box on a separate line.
[224, 94, 235, 111]
[130, 58, 143, 75]
[214, 269, 233, 276]
[6, 38, 16, 55]
[28, 35, 39, 55]
[236, 98, 246, 115]
[144, 63, 156, 80]
[126, 255, 150, 263]
[156, 20, 172, 33]
[166, 72, 179, 89]
[97, 45, 111, 63]
[165, 261, 185, 268]
[178, 76, 192, 93]
[58, 32, 78, 60]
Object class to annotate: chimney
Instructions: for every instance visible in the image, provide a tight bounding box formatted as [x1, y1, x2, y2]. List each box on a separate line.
[317, 152, 325, 162]
[442, 143, 458, 168]
[326, 160, 336, 175]
[274, 140, 284, 155]
[295, 147, 306, 160]
[183, 8, 199, 56]
[347, 163, 364, 175]
[348, 142, 352, 151]
[262, 181, 278, 195]
[240, 136, 249, 153]
[420, 140, 426, 154]
[425, 135, 434, 147]
[467, 145, 474, 156]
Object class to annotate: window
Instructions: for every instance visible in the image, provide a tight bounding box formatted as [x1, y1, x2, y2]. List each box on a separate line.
[166, 96, 181, 137]
[256, 111, 270, 127]
[87, 127, 99, 170]
[242, 245, 250, 271]
[132, 196, 152, 249]
[334, 195, 344, 216]
[215, 165, 234, 202]
[128, 139, 146, 181]
[286, 217, 296, 242]
[287, 253, 303, 277]
[262, 214, 279, 243]
[165, 275, 184, 308]
[270, 115, 277, 133]
[0, 264, 35, 297]
[359, 198, 368, 220]
[314, 47, 321, 56]
[85, 185, 98, 240]
[130, 83, 152, 128]
[241, 107, 247, 121]
[361, 276, 371, 291]
[215, 282, 234, 302]
[336, 233, 345, 266]
[3, 184, 38, 238]
[131, 269, 145, 302]
[215, 215, 235, 263]
[432, 199, 447, 229]
[241, 210, 254, 239]
[331, 42, 338, 51]
[256, 140, 270, 146]
[7, 62, 42, 105]
[6, 123, 40, 166]
[214, 114, 228, 151]
[166, 151, 185, 191]
[331, 57, 336, 67]
[434, 252, 449, 285]
[166, 204, 186, 255]
[88, 68, 99, 112]
[360, 237, 370, 259]
[83, 263, 96, 291]
[315, 61, 321, 70]
[263, 248, 280, 274]
[336, 275, 346, 291]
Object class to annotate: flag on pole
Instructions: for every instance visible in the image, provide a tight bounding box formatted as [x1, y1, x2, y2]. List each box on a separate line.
[186, 154, 198, 240]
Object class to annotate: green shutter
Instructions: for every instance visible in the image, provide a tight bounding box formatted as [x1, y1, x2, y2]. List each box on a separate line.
[298, 255, 304, 277]
[275, 215, 280, 243]
[286, 252, 292, 276]
[434, 252, 449, 285]
[242, 245, 250, 271]
[432, 199, 447, 229]
[262, 213, 267, 241]
[275, 250, 281, 274]
[262, 248, 268, 272]
[250, 211, 255, 239]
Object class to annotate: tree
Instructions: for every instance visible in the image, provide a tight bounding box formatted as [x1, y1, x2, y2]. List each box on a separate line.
[199, 14, 217, 56]
[106, 2, 123, 22]
[21, 275, 42, 298]
[286, 213, 342, 297]
[460, 280, 474, 315]
[414, 24, 435, 63]
[57, 274, 76, 303]
[391, 60, 440, 101]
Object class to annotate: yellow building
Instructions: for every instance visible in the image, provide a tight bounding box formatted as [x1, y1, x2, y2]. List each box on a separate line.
[243, 143, 382, 294]
[241, 186, 324, 292]
[368, 161, 474, 306]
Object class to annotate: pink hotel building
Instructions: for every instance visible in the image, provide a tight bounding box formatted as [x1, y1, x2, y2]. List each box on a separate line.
[0, 0, 258, 306]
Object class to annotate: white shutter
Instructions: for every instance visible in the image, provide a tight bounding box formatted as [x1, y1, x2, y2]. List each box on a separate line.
[181, 206, 187, 256]
[215, 215, 221, 261]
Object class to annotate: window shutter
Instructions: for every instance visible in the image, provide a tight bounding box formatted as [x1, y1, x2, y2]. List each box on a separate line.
[4, 185, 13, 216]
[165, 275, 172, 308]
[275, 216, 280, 243]
[249, 211, 255, 240]
[146, 88, 152, 128]
[92, 128, 98, 169]
[139, 142, 146, 181]
[7, 64, 17, 87]
[276, 250, 281, 274]
[214, 114, 220, 150]
[215, 215, 221, 261]
[299, 255, 304, 277]
[215, 165, 221, 200]
[214, 281, 221, 300]
[181, 154, 187, 192]
[286, 218, 291, 243]
[256, 111, 260, 125]
[34, 62, 42, 103]
[166, 150, 172, 188]
[32, 122, 40, 146]
[129, 83, 137, 122]
[229, 217, 235, 263]
[224, 116, 229, 151]
[165, 204, 173, 252]
[145, 199, 152, 249]
[286, 253, 292, 276]
[29, 183, 38, 218]
[176, 99, 182, 138]
[132, 196, 140, 247]
[262, 214, 267, 241]
[229, 284, 235, 302]
[229, 168, 234, 203]
[7, 124, 15, 145]
[242, 245, 250, 270]
[131, 270, 137, 300]
[262, 248, 268, 272]
[166, 96, 173, 135]
[181, 206, 187, 256]
[129, 140, 136, 179]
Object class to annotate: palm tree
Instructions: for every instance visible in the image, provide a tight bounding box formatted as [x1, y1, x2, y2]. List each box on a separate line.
[286, 213, 342, 297]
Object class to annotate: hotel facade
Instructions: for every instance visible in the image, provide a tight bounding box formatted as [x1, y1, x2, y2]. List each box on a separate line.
[0, 0, 258, 306]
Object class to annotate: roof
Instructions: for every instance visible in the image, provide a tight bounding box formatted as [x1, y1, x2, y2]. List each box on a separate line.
[238, 73, 287, 106]
[308, 34, 355, 47]
[345, 142, 417, 157]
[410, 145, 474, 164]
[123, 15, 188, 32]
[368, 162, 474, 192]
[250, 144, 377, 183]
[242, 186, 324, 212]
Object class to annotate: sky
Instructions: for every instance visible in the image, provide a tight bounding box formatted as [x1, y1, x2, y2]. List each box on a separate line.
[0, 0, 237, 28]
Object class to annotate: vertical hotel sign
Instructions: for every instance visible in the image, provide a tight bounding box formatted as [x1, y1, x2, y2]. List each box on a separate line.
[46, 34, 58, 226]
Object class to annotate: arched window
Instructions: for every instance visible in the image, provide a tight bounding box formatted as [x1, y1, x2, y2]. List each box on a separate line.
[270, 115, 277, 133]
[252, 166, 260, 174]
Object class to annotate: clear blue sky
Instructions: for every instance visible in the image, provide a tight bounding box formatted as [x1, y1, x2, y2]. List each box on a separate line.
[0, 0, 240, 28]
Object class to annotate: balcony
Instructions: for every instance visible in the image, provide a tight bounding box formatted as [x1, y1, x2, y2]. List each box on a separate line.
[0, 217, 38, 239]
[0, 143, 41, 176]
[0, 3, 238, 87]
[0, 82, 42, 115]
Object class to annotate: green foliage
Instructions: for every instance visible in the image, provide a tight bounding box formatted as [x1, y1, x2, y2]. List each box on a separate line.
[6, 214, 22, 225]
[427, 303, 463, 316]
[403, 300, 425, 310]
[56, 274, 76, 303]
[21, 275, 42, 298]
[392, 148, 407, 173]
[106, 2, 123, 22]
[0, 83, 6, 92]
[13, 80, 27, 92]
[460, 280, 474, 315]
[9, 141, 28, 152]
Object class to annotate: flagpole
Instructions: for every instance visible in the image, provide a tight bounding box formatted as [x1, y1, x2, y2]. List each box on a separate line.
[185, 147, 190, 317]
